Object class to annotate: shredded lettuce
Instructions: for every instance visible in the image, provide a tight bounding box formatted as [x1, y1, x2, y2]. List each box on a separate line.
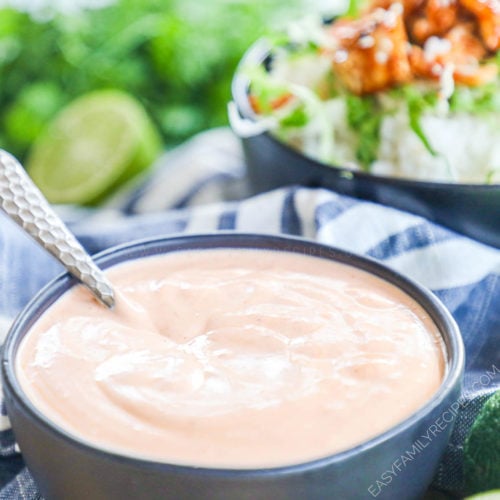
[264, 32, 319, 58]
[245, 65, 292, 115]
[450, 82, 500, 115]
[279, 105, 308, 127]
[345, 0, 367, 18]
[485, 169, 497, 185]
[247, 65, 335, 162]
[246, 64, 310, 129]
[288, 82, 334, 162]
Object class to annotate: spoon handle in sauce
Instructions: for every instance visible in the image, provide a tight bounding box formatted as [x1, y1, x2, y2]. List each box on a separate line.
[0, 150, 115, 309]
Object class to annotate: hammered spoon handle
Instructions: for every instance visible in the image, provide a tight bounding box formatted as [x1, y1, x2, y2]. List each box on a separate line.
[0, 150, 115, 308]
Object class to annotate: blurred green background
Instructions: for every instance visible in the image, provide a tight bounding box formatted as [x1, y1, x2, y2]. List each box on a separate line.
[0, 0, 308, 162]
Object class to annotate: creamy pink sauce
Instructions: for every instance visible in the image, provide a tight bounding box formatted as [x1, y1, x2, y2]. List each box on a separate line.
[17, 249, 445, 468]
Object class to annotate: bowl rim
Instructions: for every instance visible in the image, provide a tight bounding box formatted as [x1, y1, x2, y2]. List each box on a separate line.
[231, 38, 500, 192]
[2, 232, 465, 477]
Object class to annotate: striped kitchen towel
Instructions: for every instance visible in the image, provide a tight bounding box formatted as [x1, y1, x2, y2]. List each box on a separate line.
[0, 128, 498, 499]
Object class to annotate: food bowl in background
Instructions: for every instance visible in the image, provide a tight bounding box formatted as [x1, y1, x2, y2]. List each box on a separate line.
[230, 41, 500, 249]
[2, 234, 464, 500]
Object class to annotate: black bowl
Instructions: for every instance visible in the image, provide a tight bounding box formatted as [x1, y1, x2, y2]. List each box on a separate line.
[231, 40, 500, 248]
[2, 234, 464, 500]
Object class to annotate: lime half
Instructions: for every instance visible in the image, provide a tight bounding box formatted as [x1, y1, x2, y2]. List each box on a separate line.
[27, 90, 162, 205]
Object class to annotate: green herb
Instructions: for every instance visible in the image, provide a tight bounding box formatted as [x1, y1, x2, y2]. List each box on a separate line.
[0, 0, 303, 161]
[345, 94, 383, 170]
[395, 86, 438, 156]
[407, 99, 437, 157]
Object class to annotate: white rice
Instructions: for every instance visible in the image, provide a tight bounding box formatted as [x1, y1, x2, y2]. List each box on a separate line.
[370, 109, 500, 183]
[276, 97, 500, 184]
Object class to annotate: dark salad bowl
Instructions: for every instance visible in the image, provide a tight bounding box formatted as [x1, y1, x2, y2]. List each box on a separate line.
[2, 233, 464, 500]
[230, 40, 500, 249]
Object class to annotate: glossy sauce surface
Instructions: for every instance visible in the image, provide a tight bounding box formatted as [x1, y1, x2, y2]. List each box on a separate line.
[17, 249, 445, 468]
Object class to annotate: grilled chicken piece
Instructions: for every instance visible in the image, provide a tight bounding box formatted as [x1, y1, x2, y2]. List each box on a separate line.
[460, 0, 500, 50]
[410, 0, 459, 42]
[409, 23, 498, 84]
[328, 5, 412, 94]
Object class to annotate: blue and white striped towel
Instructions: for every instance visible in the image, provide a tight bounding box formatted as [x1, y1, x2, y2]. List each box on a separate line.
[0, 128, 498, 499]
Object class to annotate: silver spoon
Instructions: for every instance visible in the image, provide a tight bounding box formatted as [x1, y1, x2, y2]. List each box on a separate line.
[0, 150, 115, 309]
